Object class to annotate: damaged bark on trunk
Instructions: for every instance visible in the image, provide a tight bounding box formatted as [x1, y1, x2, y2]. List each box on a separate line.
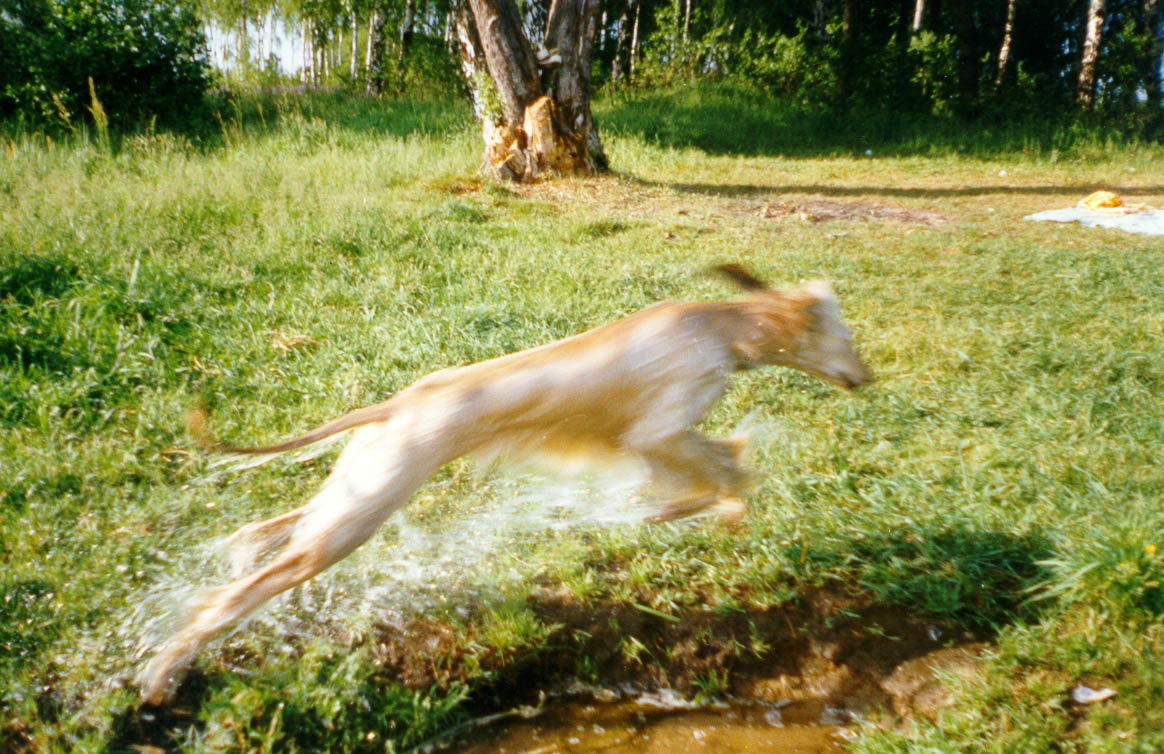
[457, 0, 608, 181]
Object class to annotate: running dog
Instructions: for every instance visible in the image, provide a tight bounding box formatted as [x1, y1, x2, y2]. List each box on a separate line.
[139, 264, 873, 703]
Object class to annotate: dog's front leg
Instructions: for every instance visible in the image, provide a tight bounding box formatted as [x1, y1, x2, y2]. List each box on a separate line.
[633, 430, 751, 523]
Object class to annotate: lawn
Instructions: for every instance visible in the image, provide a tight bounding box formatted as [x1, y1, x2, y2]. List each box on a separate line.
[2, 89, 1164, 752]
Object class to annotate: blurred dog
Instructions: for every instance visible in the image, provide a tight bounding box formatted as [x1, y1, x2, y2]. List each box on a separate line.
[139, 264, 872, 703]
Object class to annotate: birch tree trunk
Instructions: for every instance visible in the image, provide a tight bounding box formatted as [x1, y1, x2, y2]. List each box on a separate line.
[1078, 0, 1104, 107]
[911, 0, 924, 32]
[683, 0, 692, 52]
[365, 10, 378, 72]
[630, 0, 641, 79]
[350, 7, 359, 79]
[397, 0, 417, 89]
[303, 19, 315, 84]
[994, 0, 1016, 89]
[365, 10, 386, 95]
[457, 0, 608, 181]
[611, 0, 633, 82]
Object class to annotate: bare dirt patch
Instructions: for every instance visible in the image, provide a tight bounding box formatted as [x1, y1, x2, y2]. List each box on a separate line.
[748, 198, 949, 226]
[503, 176, 952, 228]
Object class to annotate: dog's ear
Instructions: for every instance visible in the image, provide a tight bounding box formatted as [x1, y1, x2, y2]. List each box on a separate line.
[714, 263, 769, 291]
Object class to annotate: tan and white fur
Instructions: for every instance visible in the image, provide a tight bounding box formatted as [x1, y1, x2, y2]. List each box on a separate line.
[138, 264, 872, 703]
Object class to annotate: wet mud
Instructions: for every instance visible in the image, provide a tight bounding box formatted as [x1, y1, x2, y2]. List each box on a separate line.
[389, 585, 986, 751]
[454, 696, 851, 754]
[368, 585, 986, 717]
[110, 586, 986, 753]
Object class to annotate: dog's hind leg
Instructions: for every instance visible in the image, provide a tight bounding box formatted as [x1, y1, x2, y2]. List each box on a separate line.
[224, 507, 308, 577]
[141, 423, 451, 704]
[141, 485, 409, 704]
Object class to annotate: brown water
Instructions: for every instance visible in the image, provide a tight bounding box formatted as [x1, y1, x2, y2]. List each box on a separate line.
[452, 695, 853, 753]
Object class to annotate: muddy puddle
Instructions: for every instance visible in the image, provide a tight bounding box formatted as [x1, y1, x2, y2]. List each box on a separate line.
[448, 692, 854, 753]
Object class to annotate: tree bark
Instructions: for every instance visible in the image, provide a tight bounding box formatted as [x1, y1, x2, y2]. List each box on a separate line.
[1078, 0, 1104, 107]
[911, 0, 925, 32]
[994, 0, 1016, 89]
[458, 0, 607, 181]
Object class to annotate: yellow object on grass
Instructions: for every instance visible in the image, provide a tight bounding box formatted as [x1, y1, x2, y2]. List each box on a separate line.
[1079, 190, 1147, 213]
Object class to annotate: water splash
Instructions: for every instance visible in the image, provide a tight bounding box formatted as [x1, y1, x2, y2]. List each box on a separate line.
[117, 455, 655, 677]
[109, 412, 785, 685]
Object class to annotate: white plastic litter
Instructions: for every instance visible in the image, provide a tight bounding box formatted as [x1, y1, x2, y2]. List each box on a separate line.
[1071, 685, 1117, 705]
[1024, 207, 1164, 236]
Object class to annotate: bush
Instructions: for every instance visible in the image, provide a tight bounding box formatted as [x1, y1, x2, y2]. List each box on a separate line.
[0, 0, 213, 132]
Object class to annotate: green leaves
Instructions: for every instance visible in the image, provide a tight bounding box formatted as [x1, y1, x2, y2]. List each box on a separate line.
[1, 0, 212, 132]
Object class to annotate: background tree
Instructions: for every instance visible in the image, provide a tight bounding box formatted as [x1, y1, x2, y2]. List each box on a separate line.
[1079, 0, 1106, 107]
[457, 0, 607, 181]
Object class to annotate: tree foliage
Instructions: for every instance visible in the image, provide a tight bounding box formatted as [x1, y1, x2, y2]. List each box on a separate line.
[1, 0, 213, 131]
[604, 0, 1162, 121]
[213, 0, 1161, 125]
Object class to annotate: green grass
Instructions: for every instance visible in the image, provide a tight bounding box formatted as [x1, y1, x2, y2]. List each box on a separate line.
[3, 89, 1164, 752]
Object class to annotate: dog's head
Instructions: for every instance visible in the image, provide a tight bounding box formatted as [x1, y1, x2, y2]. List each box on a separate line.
[717, 264, 874, 389]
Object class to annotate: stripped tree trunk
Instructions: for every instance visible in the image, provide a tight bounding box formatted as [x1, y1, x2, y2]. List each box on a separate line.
[1078, 0, 1104, 107]
[911, 0, 925, 32]
[994, 0, 1017, 89]
[457, 0, 608, 181]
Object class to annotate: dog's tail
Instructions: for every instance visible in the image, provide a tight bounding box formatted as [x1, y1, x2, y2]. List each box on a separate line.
[186, 401, 396, 456]
[713, 263, 769, 291]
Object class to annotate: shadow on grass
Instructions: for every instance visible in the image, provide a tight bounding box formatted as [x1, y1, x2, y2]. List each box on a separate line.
[631, 177, 1164, 200]
[795, 526, 1054, 631]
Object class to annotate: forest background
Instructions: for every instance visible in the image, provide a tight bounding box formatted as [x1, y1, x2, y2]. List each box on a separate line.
[3, 0, 1163, 134]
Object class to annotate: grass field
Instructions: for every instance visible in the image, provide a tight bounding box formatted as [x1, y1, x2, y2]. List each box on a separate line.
[3, 88, 1164, 752]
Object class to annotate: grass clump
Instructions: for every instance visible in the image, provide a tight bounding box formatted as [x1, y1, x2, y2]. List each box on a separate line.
[3, 90, 1164, 751]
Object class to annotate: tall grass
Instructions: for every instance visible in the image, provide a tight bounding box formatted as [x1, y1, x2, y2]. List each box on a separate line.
[3, 90, 1164, 751]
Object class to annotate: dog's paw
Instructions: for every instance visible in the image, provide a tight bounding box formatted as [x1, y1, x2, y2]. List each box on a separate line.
[711, 496, 748, 526]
